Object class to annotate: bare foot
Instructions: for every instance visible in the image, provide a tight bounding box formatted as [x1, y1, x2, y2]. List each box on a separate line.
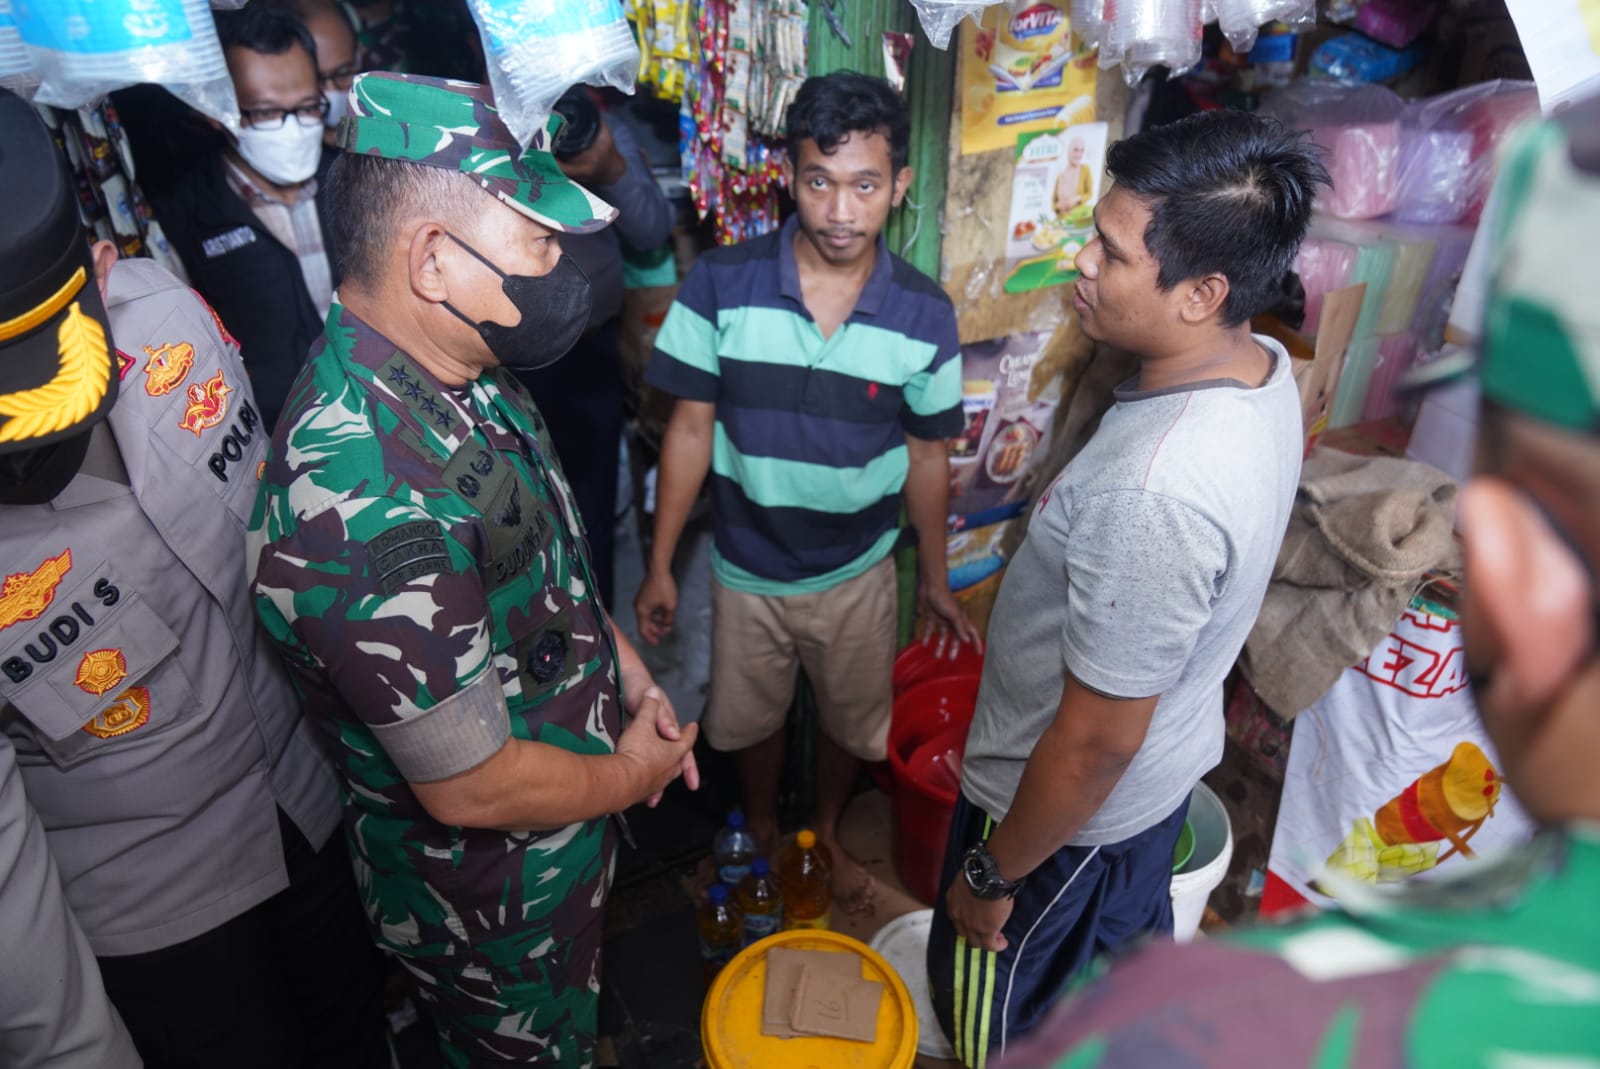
[816, 834, 877, 918]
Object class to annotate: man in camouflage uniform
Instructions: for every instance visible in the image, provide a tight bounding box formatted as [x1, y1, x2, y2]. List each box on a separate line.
[249, 73, 699, 1069]
[985, 92, 1600, 1068]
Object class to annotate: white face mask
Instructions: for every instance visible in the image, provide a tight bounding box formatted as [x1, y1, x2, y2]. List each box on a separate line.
[235, 120, 324, 185]
[323, 91, 349, 130]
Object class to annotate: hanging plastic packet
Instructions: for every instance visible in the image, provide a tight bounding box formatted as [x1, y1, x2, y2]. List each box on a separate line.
[1104, 0, 1204, 86]
[0, 8, 36, 97]
[910, 0, 1005, 50]
[466, 0, 640, 151]
[1069, 0, 1109, 51]
[1215, 0, 1313, 55]
[12, 0, 237, 126]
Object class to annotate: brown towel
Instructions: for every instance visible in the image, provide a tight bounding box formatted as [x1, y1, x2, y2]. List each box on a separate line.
[1239, 448, 1460, 717]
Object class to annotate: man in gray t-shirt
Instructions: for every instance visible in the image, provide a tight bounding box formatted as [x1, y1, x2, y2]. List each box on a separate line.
[929, 110, 1330, 1068]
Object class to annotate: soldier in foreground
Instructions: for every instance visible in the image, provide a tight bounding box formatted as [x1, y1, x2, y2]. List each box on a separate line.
[250, 74, 698, 1068]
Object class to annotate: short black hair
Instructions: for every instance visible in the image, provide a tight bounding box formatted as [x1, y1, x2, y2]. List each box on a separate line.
[322, 153, 470, 288]
[786, 71, 910, 172]
[215, 5, 319, 65]
[1105, 110, 1331, 327]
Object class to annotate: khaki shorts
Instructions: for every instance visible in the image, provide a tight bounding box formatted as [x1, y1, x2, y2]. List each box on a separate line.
[706, 556, 897, 761]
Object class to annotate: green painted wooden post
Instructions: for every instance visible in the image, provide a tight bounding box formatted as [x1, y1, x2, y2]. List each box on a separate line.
[806, 1, 955, 279]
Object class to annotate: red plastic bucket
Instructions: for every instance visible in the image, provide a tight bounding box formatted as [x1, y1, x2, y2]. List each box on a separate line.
[887, 674, 981, 904]
[892, 639, 985, 697]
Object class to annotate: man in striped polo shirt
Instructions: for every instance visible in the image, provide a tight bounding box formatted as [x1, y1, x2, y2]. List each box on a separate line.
[638, 72, 975, 906]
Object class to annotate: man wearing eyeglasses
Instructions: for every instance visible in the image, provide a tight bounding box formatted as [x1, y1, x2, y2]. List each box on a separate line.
[152, 6, 336, 433]
[270, 0, 361, 147]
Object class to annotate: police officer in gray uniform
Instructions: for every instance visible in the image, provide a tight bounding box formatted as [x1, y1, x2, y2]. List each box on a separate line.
[0, 92, 388, 1068]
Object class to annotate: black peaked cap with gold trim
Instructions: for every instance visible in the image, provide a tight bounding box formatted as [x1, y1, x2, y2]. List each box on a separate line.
[0, 89, 117, 455]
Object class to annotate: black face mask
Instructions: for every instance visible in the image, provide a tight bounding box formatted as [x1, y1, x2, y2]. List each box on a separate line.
[0, 430, 92, 505]
[442, 233, 592, 370]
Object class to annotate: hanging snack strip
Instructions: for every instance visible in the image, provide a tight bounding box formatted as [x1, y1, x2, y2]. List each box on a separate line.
[629, 0, 696, 100]
[677, 0, 798, 244]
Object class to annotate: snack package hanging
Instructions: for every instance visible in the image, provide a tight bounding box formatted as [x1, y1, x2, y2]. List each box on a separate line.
[1264, 81, 1403, 220]
[12, 0, 237, 126]
[960, 1, 1095, 156]
[910, 0, 1004, 50]
[467, 0, 639, 151]
[1215, 0, 1314, 56]
[1103, 0, 1204, 87]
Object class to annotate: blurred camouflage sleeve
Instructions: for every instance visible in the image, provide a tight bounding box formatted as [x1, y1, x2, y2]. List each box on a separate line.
[252, 494, 510, 783]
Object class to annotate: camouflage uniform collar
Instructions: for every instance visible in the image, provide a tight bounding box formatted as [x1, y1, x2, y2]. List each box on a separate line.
[325, 300, 477, 461]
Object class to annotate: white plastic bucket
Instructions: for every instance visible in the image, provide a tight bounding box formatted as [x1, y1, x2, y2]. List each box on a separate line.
[869, 909, 956, 1060]
[1170, 782, 1233, 943]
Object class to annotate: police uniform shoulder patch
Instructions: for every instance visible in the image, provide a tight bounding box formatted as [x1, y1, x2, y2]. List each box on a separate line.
[142, 341, 195, 397]
[83, 686, 149, 739]
[365, 519, 452, 595]
[116, 350, 135, 380]
[74, 648, 128, 696]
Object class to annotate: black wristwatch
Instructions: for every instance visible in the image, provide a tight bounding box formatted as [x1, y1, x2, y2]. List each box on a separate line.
[961, 841, 1026, 900]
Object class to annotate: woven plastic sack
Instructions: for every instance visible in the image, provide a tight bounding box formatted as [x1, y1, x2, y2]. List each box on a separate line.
[466, 0, 639, 151]
[12, 0, 236, 125]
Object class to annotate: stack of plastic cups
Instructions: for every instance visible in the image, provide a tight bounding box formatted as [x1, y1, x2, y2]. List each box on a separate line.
[1104, 0, 1204, 85]
[14, 0, 234, 119]
[1294, 236, 1357, 338]
[1216, 0, 1315, 54]
[1071, 0, 1111, 50]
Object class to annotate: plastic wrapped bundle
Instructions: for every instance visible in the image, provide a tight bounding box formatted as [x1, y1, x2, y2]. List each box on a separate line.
[1409, 225, 1473, 350]
[13, 0, 236, 126]
[1361, 332, 1419, 422]
[1352, 0, 1438, 48]
[1462, 81, 1539, 224]
[467, 0, 639, 151]
[0, 16, 36, 96]
[1294, 235, 1357, 338]
[1215, 0, 1314, 55]
[1372, 225, 1438, 336]
[1265, 82, 1403, 220]
[1103, 0, 1204, 86]
[909, 0, 1003, 49]
[1311, 216, 1398, 342]
[1329, 335, 1380, 430]
[1394, 110, 1474, 224]
[1071, 0, 1111, 50]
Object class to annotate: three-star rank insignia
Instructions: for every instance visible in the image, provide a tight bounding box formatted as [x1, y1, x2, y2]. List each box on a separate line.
[0, 549, 71, 632]
[74, 648, 128, 696]
[82, 686, 150, 739]
[178, 370, 232, 436]
[142, 341, 195, 397]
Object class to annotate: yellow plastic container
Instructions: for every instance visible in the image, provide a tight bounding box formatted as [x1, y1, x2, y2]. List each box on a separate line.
[701, 928, 918, 1069]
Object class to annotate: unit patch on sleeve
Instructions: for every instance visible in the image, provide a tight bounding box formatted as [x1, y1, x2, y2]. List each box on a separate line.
[178, 369, 233, 436]
[116, 350, 135, 380]
[74, 648, 128, 696]
[365, 520, 451, 595]
[0, 549, 72, 632]
[82, 686, 150, 739]
[142, 342, 195, 397]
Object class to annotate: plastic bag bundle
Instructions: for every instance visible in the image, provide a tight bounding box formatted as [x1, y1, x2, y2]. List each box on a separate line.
[1393, 81, 1535, 226]
[1408, 225, 1472, 349]
[1070, 0, 1110, 50]
[1103, 0, 1204, 86]
[1461, 81, 1538, 224]
[909, 0, 1004, 50]
[1266, 82, 1403, 220]
[1360, 331, 1419, 422]
[1372, 224, 1438, 336]
[12, 0, 236, 125]
[467, 0, 639, 151]
[1215, 0, 1313, 55]
[1294, 235, 1357, 337]
[1329, 334, 1379, 429]
[0, 12, 36, 95]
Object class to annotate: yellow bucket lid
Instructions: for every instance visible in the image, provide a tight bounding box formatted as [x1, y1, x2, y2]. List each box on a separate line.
[702, 929, 919, 1069]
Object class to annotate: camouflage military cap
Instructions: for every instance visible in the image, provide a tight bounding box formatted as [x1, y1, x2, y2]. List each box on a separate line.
[338, 72, 619, 235]
[1402, 94, 1600, 435]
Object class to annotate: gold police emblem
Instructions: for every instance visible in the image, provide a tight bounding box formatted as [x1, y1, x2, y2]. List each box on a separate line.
[74, 648, 128, 696]
[83, 686, 150, 739]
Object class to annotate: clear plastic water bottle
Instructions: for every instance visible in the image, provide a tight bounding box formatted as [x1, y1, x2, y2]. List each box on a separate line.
[736, 858, 783, 946]
[714, 809, 758, 886]
[697, 883, 743, 984]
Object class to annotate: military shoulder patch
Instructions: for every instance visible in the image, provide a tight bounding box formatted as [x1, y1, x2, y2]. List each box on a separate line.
[365, 519, 452, 595]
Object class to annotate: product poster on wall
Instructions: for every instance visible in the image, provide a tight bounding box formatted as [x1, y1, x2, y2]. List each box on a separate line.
[948, 330, 1064, 517]
[1003, 121, 1107, 294]
[960, 1, 1097, 156]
